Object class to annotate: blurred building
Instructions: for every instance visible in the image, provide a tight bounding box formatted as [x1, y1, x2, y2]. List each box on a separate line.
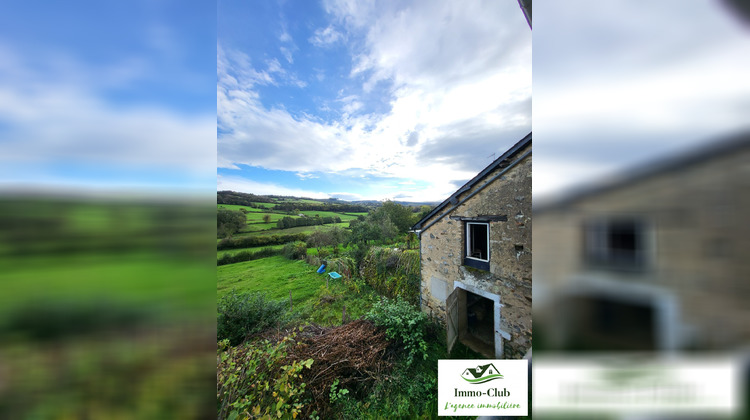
[413, 133, 532, 359]
[534, 132, 750, 352]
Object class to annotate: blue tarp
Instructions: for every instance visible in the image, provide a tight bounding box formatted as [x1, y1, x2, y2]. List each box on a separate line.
[316, 264, 326, 274]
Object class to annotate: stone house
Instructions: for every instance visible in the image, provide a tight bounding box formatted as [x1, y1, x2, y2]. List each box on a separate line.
[412, 133, 532, 359]
[534, 132, 750, 351]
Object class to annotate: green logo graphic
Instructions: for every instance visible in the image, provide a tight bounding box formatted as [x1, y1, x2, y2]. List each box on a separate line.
[461, 363, 503, 384]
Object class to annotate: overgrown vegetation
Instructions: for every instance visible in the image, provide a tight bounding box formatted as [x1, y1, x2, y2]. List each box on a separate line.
[365, 297, 430, 366]
[214, 194, 461, 419]
[360, 247, 421, 304]
[217, 290, 290, 346]
[217, 335, 312, 420]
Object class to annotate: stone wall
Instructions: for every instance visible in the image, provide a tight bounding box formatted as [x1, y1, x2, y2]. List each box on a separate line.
[419, 145, 532, 358]
[534, 140, 750, 349]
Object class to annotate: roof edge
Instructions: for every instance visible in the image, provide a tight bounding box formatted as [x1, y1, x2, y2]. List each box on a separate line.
[412, 132, 532, 231]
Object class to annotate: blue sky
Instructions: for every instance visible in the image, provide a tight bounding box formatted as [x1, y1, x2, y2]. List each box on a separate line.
[217, 0, 531, 202]
[0, 0, 216, 195]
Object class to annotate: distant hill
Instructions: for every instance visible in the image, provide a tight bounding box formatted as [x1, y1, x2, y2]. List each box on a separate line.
[217, 191, 437, 212]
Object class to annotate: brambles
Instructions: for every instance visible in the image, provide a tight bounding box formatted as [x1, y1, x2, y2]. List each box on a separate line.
[217, 290, 289, 346]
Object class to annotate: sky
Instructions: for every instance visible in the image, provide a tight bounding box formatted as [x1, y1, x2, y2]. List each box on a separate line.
[217, 0, 531, 202]
[4, 2, 747, 204]
[0, 0, 216, 196]
[533, 0, 750, 202]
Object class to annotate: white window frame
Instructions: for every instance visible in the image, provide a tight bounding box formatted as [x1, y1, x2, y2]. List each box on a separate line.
[465, 222, 490, 262]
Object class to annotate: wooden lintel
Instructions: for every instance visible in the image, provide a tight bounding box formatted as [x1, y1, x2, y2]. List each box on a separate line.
[449, 215, 508, 222]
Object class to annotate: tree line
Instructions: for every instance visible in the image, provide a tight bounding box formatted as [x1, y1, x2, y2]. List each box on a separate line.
[273, 202, 370, 213]
[275, 215, 342, 229]
[217, 191, 274, 206]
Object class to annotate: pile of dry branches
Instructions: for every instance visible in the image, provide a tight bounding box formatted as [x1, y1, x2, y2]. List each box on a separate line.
[286, 319, 393, 417]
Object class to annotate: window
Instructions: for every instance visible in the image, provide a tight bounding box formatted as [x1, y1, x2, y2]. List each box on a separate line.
[584, 218, 649, 270]
[464, 222, 490, 270]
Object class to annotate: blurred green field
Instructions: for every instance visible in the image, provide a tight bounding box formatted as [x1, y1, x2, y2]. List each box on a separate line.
[0, 254, 214, 319]
[0, 197, 216, 419]
[0, 198, 216, 318]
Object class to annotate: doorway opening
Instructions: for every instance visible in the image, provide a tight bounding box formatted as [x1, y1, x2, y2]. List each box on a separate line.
[447, 283, 505, 358]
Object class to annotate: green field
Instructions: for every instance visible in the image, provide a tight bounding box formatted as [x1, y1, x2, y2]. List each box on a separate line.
[217, 204, 264, 213]
[243, 213, 284, 223]
[241, 222, 279, 232]
[250, 202, 276, 208]
[218, 203, 357, 239]
[217, 256, 324, 304]
[299, 210, 358, 221]
[217, 255, 375, 325]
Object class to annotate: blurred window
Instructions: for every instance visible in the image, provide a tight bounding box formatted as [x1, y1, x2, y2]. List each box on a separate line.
[584, 219, 649, 270]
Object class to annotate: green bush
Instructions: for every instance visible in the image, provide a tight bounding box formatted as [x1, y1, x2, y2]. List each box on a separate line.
[217, 290, 289, 346]
[365, 297, 429, 366]
[282, 241, 308, 260]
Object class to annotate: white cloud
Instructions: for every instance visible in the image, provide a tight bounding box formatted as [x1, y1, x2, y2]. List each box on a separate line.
[218, 0, 531, 201]
[309, 25, 344, 47]
[266, 58, 283, 74]
[0, 44, 215, 185]
[296, 172, 319, 180]
[280, 46, 293, 63]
